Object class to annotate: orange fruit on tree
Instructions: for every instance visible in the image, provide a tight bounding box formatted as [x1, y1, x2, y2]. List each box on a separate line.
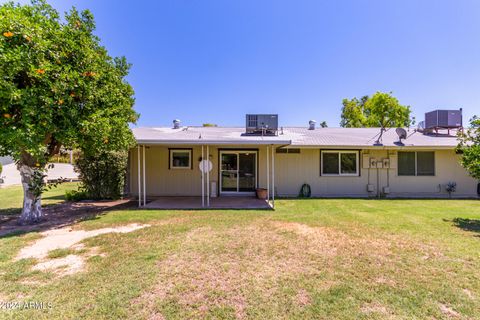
[3, 31, 13, 37]
[3, 113, 11, 118]
[36, 69, 45, 74]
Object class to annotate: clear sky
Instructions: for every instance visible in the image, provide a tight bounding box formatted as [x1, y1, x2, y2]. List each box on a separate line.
[4, 0, 480, 127]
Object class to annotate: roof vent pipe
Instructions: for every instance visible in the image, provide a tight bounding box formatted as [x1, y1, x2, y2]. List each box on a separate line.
[173, 119, 181, 129]
[308, 120, 316, 130]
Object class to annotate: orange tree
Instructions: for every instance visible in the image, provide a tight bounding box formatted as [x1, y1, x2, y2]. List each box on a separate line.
[0, 1, 138, 224]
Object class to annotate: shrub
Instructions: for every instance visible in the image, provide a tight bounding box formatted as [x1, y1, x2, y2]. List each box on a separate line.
[0, 162, 2, 176]
[65, 189, 89, 201]
[446, 181, 457, 198]
[75, 150, 129, 200]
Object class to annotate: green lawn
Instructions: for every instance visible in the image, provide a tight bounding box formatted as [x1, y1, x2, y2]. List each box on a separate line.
[0, 182, 78, 215]
[1, 197, 480, 319]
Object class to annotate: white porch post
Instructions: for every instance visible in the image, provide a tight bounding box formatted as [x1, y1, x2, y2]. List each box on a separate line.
[206, 145, 210, 207]
[266, 145, 270, 201]
[143, 145, 146, 206]
[201, 145, 205, 207]
[137, 145, 141, 207]
[272, 144, 275, 209]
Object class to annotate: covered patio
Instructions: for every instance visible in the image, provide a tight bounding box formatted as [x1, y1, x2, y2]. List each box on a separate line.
[144, 196, 272, 210]
[130, 125, 292, 210]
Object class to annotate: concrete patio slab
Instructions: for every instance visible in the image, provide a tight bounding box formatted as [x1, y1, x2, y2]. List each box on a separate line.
[144, 196, 272, 210]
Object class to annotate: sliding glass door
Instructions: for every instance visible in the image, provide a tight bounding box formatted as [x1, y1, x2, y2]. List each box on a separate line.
[220, 151, 257, 194]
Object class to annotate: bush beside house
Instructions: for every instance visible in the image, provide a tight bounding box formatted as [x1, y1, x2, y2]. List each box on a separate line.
[71, 150, 129, 200]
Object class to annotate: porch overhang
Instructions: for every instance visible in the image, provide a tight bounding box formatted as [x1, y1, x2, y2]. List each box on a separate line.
[135, 139, 292, 146]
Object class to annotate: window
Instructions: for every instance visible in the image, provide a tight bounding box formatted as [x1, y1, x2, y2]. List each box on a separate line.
[321, 151, 359, 176]
[398, 151, 434, 176]
[169, 149, 192, 169]
[276, 148, 301, 154]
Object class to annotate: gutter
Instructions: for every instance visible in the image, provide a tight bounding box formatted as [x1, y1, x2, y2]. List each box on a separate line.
[136, 139, 293, 146]
[288, 145, 457, 150]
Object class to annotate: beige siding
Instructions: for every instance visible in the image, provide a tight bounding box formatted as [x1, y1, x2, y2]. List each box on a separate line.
[274, 148, 478, 197]
[129, 145, 271, 197]
[130, 146, 478, 198]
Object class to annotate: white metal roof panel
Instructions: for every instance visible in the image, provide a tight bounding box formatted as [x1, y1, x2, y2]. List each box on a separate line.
[133, 126, 460, 148]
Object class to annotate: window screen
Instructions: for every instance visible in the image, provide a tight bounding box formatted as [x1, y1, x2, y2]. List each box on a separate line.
[321, 151, 359, 176]
[322, 153, 339, 174]
[170, 150, 191, 169]
[398, 151, 434, 176]
[416, 152, 434, 176]
[398, 152, 415, 176]
[276, 148, 300, 154]
[341, 153, 357, 174]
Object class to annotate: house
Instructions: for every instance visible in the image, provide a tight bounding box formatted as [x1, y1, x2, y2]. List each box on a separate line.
[128, 112, 478, 208]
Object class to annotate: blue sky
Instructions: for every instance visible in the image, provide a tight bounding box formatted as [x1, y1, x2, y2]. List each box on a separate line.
[5, 0, 480, 127]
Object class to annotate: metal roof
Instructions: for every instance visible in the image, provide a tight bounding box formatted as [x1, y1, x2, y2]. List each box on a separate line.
[133, 126, 460, 149]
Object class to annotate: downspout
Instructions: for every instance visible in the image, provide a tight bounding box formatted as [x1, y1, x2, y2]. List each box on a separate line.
[271, 144, 275, 209]
[138, 145, 141, 207]
[376, 166, 380, 198]
[206, 145, 210, 207]
[143, 145, 146, 206]
[266, 145, 270, 202]
[201, 145, 205, 207]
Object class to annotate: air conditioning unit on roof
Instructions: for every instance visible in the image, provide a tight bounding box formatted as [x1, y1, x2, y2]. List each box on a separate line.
[245, 114, 278, 135]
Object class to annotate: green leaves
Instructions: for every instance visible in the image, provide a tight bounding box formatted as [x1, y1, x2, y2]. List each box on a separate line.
[340, 92, 412, 128]
[0, 0, 137, 164]
[457, 116, 480, 180]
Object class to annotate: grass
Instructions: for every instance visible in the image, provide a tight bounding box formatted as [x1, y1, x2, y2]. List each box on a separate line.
[0, 182, 78, 215]
[46, 248, 77, 260]
[0, 197, 480, 319]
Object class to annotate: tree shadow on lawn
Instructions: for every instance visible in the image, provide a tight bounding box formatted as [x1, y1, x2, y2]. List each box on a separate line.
[447, 218, 480, 237]
[0, 199, 136, 238]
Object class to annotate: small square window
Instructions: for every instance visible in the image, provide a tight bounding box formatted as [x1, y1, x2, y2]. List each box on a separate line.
[170, 149, 192, 169]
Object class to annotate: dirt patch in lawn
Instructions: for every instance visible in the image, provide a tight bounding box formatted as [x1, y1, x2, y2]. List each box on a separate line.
[361, 302, 394, 318]
[439, 303, 460, 318]
[0, 199, 134, 237]
[16, 223, 149, 276]
[16, 223, 149, 260]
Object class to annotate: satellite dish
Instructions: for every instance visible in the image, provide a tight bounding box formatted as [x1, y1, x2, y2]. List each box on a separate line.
[396, 128, 407, 140]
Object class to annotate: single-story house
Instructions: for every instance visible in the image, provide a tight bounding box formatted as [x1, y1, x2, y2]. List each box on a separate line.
[128, 113, 479, 209]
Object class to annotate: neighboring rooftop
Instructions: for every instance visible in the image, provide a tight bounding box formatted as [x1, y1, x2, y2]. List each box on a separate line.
[133, 126, 461, 148]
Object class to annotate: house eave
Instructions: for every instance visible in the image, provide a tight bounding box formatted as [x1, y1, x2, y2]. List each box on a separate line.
[135, 139, 292, 146]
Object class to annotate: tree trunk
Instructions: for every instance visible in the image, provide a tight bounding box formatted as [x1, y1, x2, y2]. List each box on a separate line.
[18, 164, 42, 224]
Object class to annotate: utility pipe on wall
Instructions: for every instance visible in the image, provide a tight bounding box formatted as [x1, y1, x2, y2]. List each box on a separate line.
[201, 145, 205, 207]
[272, 145, 275, 209]
[137, 145, 141, 207]
[206, 145, 210, 207]
[143, 145, 146, 206]
[266, 145, 270, 201]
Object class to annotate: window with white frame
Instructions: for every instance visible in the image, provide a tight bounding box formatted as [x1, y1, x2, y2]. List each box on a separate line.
[321, 150, 359, 176]
[398, 151, 435, 176]
[169, 149, 192, 169]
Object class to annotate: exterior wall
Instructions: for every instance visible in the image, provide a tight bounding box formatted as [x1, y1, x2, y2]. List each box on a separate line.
[130, 146, 478, 198]
[129, 145, 271, 197]
[274, 148, 478, 198]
